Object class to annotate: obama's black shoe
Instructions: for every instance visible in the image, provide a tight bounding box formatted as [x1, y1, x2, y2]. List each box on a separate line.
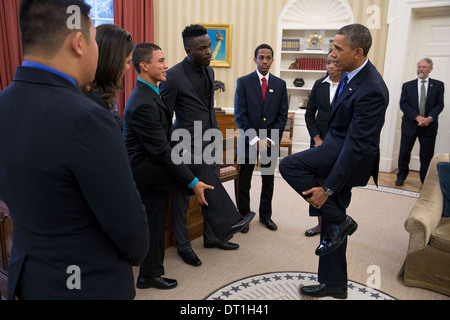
[300, 283, 347, 299]
[315, 215, 358, 256]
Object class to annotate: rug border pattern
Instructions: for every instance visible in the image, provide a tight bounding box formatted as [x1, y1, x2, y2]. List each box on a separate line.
[204, 271, 397, 301]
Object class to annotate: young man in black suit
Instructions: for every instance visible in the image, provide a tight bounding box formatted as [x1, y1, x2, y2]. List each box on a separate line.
[234, 44, 289, 232]
[160, 24, 241, 265]
[280, 24, 389, 299]
[396, 58, 445, 185]
[123, 43, 254, 290]
[0, 0, 149, 300]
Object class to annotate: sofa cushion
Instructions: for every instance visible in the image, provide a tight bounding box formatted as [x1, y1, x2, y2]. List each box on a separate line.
[431, 217, 450, 253]
[437, 162, 450, 217]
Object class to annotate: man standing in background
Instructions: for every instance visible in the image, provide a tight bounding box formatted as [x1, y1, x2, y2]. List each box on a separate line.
[396, 58, 444, 186]
[234, 44, 289, 232]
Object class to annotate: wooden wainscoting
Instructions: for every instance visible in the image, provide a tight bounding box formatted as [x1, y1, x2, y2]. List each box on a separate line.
[0, 199, 12, 300]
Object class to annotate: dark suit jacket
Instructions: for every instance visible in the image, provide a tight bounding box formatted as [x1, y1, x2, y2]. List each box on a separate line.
[234, 71, 289, 159]
[317, 60, 389, 193]
[0, 67, 149, 300]
[123, 80, 242, 239]
[400, 78, 444, 137]
[84, 88, 124, 131]
[160, 57, 218, 155]
[305, 77, 331, 146]
[123, 80, 196, 190]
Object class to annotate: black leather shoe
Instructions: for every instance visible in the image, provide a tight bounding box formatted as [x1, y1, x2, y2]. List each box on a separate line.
[259, 218, 277, 231]
[395, 178, 404, 186]
[315, 216, 358, 256]
[204, 241, 239, 250]
[177, 249, 202, 266]
[220, 211, 255, 241]
[300, 283, 347, 299]
[136, 276, 178, 290]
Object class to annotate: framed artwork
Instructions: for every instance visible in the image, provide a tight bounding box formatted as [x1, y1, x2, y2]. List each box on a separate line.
[199, 23, 232, 68]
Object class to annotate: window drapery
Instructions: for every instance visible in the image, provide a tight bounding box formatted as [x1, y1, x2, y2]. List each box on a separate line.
[114, 0, 154, 117]
[0, 0, 23, 91]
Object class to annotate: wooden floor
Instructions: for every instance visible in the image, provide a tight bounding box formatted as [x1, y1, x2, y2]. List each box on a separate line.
[370, 169, 422, 193]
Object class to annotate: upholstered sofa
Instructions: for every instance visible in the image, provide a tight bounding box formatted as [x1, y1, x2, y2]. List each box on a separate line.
[398, 153, 450, 296]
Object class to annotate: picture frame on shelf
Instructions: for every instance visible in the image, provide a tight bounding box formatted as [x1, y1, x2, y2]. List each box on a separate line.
[199, 23, 232, 68]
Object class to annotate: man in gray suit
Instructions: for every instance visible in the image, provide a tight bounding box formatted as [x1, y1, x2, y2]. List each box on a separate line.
[160, 24, 241, 267]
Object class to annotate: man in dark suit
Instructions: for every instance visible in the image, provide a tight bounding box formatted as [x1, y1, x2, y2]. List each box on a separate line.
[396, 58, 445, 185]
[0, 0, 149, 300]
[280, 24, 389, 299]
[234, 44, 289, 232]
[160, 24, 240, 264]
[304, 51, 341, 237]
[124, 43, 254, 289]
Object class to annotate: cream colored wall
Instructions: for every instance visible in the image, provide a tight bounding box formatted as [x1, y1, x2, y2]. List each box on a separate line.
[154, 0, 389, 109]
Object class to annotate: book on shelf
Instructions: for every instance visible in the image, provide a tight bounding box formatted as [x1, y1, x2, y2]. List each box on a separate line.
[282, 39, 300, 52]
[297, 57, 326, 71]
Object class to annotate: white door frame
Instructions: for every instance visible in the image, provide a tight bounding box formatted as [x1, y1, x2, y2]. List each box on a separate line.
[380, 0, 450, 173]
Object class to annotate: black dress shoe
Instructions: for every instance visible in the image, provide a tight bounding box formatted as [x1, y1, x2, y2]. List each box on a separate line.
[136, 275, 178, 290]
[300, 283, 347, 299]
[177, 249, 202, 266]
[204, 241, 239, 250]
[315, 215, 358, 256]
[220, 211, 255, 241]
[395, 178, 404, 186]
[259, 218, 277, 231]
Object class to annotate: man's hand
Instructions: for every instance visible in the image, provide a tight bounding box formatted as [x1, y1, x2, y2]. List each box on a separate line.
[302, 186, 328, 209]
[256, 139, 271, 152]
[415, 115, 433, 127]
[192, 181, 214, 206]
[313, 135, 323, 147]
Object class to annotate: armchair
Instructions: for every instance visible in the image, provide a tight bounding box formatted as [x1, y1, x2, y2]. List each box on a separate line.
[398, 153, 450, 296]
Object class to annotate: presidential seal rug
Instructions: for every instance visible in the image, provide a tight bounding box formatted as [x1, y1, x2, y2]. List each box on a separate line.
[204, 271, 397, 300]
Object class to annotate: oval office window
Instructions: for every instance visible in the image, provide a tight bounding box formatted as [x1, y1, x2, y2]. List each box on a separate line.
[85, 0, 114, 27]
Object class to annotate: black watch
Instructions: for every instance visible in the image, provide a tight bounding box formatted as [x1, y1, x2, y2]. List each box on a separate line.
[323, 186, 334, 196]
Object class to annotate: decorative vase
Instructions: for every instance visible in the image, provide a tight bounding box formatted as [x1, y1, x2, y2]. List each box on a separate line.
[293, 78, 305, 87]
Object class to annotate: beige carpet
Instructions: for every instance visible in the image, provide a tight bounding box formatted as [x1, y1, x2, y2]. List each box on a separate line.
[134, 176, 449, 301]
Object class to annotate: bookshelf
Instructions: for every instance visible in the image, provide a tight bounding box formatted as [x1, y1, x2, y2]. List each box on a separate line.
[280, 29, 338, 110]
[275, 0, 354, 154]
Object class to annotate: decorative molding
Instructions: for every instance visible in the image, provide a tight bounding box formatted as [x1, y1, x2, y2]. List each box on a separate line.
[279, 0, 354, 29]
